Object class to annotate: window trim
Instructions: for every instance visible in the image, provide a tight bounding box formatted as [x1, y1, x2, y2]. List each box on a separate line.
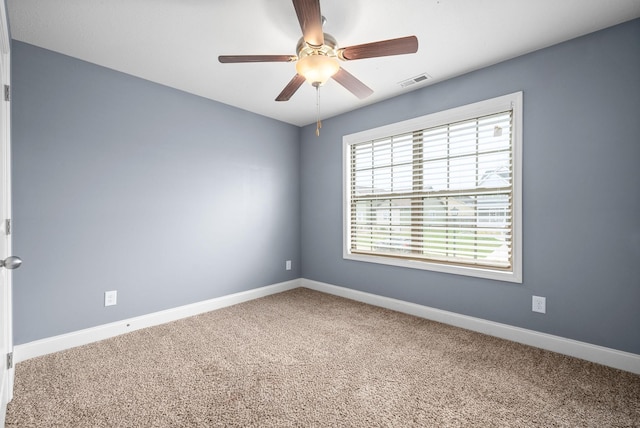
[343, 92, 523, 283]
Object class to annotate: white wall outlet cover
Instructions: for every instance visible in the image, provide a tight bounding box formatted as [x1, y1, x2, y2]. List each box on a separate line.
[286, 260, 292, 270]
[105, 290, 118, 307]
[532, 295, 546, 314]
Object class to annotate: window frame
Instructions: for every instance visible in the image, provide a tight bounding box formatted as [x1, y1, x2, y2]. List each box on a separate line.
[343, 92, 523, 283]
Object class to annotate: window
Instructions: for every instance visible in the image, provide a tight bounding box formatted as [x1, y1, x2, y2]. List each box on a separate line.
[343, 92, 522, 283]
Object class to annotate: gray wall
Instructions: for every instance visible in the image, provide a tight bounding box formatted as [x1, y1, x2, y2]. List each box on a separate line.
[12, 42, 301, 344]
[300, 19, 640, 354]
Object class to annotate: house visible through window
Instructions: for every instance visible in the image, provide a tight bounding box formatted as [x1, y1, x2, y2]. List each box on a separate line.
[343, 92, 522, 283]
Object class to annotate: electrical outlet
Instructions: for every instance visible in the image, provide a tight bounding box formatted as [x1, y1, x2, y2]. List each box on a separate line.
[532, 296, 546, 314]
[285, 260, 292, 271]
[105, 290, 117, 307]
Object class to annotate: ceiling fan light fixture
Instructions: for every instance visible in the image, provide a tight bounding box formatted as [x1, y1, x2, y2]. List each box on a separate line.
[295, 53, 339, 85]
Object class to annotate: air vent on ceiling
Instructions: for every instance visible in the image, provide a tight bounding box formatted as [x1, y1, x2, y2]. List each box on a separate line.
[399, 73, 431, 88]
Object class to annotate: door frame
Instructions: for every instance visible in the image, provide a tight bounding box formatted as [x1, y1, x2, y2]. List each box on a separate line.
[0, 0, 13, 422]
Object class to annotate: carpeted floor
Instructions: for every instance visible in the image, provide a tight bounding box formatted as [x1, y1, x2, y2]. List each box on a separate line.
[6, 288, 640, 427]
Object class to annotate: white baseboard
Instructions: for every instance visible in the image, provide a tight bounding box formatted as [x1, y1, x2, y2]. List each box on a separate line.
[13, 279, 301, 364]
[14, 277, 640, 375]
[301, 279, 640, 375]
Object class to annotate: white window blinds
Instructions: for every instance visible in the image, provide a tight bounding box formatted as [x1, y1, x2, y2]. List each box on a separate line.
[348, 110, 514, 271]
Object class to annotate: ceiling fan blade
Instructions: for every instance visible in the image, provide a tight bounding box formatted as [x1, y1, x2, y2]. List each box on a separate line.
[332, 68, 373, 99]
[338, 36, 419, 61]
[292, 0, 324, 47]
[218, 55, 296, 63]
[276, 74, 307, 101]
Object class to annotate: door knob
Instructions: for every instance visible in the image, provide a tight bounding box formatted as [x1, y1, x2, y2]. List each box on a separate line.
[0, 256, 22, 270]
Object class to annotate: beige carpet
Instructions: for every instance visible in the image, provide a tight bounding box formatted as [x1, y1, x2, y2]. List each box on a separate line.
[6, 288, 640, 427]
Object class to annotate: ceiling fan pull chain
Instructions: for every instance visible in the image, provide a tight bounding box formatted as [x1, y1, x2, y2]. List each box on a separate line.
[315, 83, 322, 136]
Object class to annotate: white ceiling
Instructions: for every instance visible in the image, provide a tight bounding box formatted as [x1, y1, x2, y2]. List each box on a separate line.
[7, 0, 640, 127]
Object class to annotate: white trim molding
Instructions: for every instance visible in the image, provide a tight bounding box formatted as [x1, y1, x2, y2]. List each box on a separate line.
[14, 279, 301, 363]
[302, 279, 640, 375]
[14, 278, 640, 375]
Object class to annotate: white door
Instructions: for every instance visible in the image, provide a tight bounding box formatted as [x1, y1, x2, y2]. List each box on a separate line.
[0, 2, 14, 425]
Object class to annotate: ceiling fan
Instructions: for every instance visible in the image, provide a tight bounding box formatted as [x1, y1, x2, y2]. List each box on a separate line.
[218, 0, 419, 104]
